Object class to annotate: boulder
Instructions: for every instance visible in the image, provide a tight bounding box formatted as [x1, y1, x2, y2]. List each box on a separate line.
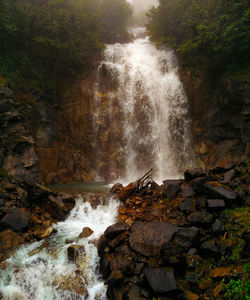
[162, 179, 182, 199]
[174, 227, 199, 248]
[184, 168, 207, 181]
[0, 208, 31, 232]
[129, 222, 179, 256]
[179, 198, 193, 212]
[106, 270, 123, 285]
[0, 229, 24, 251]
[79, 227, 94, 239]
[144, 266, 178, 294]
[119, 182, 137, 202]
[203, 182, 237, 201]
[188, 211, 212, 226]
[212, 219, 226, 233]
[224, 169, 236, 181]
[105, 223, 130, 239]
[181, 186, 195, 198]
[67, 245, 85, 262]
[110, 183, 124, 195]
[200, 240, 220, 257]
[207, 199, 225, 210]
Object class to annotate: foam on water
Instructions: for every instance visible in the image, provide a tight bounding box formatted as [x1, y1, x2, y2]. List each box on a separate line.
[0, 196, 120, 300]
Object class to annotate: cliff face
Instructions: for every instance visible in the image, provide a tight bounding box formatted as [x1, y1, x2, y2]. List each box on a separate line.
[181, 71, 250, 169]
[36, 73, 98, 185]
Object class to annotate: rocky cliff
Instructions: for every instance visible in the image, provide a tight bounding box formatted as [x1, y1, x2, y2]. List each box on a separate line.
[181, 71, 250, 169]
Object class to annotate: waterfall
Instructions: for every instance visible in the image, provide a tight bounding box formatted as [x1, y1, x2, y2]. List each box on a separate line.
[93, 28, 194, 184]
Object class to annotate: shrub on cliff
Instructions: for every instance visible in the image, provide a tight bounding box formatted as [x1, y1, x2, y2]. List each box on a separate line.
[147, 0, 250, 75]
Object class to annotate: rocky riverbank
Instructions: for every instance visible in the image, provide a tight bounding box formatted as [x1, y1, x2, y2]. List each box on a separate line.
[0, 169, 75, 262]
[98, 161, 250, 299]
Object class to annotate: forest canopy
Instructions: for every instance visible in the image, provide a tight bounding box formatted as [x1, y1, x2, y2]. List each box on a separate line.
[147, 0, 250, 74]
[0, 0, 132, 97]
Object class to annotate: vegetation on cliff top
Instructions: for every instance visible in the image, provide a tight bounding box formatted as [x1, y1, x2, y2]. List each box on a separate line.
[147, 0, 250, 75]
[0, 0, 131, 99]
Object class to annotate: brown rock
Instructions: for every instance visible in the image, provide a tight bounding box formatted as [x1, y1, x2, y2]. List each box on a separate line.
[203, 182, 237, 200]
[119, 182, 137, 202]
[129, 221, 179, 256]
[0, 229, 24, 251]
[105, 223, 130, 239]
[67, 245, 85, 262]
[0, 207, 31, 232]
[79, 227, 94, 239]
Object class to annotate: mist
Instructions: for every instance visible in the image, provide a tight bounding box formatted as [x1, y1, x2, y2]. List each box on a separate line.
[128, 0, 158, 26]
[130, 0, 158, 12]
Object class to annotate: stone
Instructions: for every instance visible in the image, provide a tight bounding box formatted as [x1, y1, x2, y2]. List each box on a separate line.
[110, 183, 124, 194]
[188, 211, 212, 226]
[110, 254, 131, 274]
[0, 208, 31, 232]
[212, 219, 226, 233]
[127, 285, 142, 300]
[200, 240, 219, 257]
[181, 186, 195, 198]
[162, 179, 182, 199]
[129, 221, 179, 256]
[184, 168, 207, 181]
[224, 169, 236, 181]
[79, 227, 94, 239]
[106, 270, 123, 285]
[174, 227, 199, 248]
[144, 266, 177, 294]
[0, 199, 3, 206]
[203, 182, 237, 200]
[207, 199, 226, 210]
[67, 245, 85, 262]
[105, 223, 130, 239]
[0, 229, 24, 251]
[179, 198, 193, 212]
[211, 266, 232, 278]
[49, 195, 71, 213]
[32, 225, 54, 239]
[184, 290, 199, 300]
[100, 256, 111, 279]
[119, 182, 137, 202]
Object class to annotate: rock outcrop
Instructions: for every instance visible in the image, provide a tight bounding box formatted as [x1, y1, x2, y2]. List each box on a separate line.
[0, 170, 75, 260]
[98, 161, 249, 299]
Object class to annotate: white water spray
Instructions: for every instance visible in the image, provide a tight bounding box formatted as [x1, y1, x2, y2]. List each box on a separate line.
[0, 195, 120, 300]
[93, 28, 194, 184]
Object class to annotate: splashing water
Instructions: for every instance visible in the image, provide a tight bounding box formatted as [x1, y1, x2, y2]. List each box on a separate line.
[93, 28, 194, 184]
[0, 195, 120, 300]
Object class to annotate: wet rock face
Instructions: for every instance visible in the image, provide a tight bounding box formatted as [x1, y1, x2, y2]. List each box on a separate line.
[102, 162, 249, 299]
[0, 89, 38, 181]
[0, 208, 31, 232]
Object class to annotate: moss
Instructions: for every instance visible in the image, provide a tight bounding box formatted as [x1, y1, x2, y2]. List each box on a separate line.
[0, 75, 7, 87]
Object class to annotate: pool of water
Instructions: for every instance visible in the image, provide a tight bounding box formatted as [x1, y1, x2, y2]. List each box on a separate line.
[47, 182, 111, 194]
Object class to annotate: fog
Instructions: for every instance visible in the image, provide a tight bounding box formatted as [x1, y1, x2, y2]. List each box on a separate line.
[128, 0, 158, 12]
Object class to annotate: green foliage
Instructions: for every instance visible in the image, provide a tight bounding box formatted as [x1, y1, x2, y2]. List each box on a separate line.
[0, 0, 131, 100]
[147, 0, 250, 75]
[224, 278, 250, 299]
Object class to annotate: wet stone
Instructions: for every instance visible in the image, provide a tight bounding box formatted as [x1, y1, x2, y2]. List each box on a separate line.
[207, 199, 226, 210]
[162, 179, 182, 199]
[203, 182, 237, 200]
[179, 198, 193, 212]
[184, 168, 207, 181]
[224, 169, 236, 181]
[0, 208, 31, 232]
[188, 211, 212, 226]
[181, 186, 195, 198]
[174, 227, 199, 248]
[129, 221, 179, 256]
[212, 219, 226, 233]
[79, 227, 94, 239]
[105, 223, 130, 239]
[144, 266, 177, 294]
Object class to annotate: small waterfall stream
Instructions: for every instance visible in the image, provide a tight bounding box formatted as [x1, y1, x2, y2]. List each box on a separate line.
[93, 27, 194, 184]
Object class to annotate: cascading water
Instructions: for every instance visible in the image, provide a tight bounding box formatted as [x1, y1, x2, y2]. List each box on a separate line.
[93, 28, 194, 184]
[0, 195, 120, 300]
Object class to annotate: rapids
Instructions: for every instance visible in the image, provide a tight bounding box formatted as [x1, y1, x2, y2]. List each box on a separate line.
[0, 195, 120, 300]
